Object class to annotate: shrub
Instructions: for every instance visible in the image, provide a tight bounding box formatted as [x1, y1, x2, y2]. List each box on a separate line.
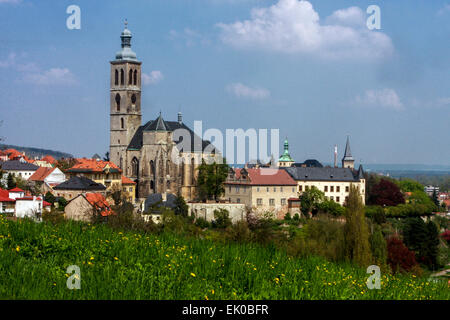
[387, 236, 417, 273]
[212, 208, 232, 229]
[369, 224, 387, 266]
[224, 220, 252, 242]
[195, 217, 210, 229]
[369, 179, 405, 206]
[42, 209, 65, 225]
[284, 212, 292, 221]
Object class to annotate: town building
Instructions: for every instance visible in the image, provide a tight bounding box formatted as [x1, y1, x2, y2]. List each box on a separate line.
[66, 158, 122, 192]
[224, 167, 298, 219]
[65, 193, 113, 222]
[29, 166, 66, 193]
[53, 176, 107, 201]
[121, 175, 136, 203]
[108, 22, 218, 202]
[0, 188, 15, 214]
[0, 160, 39, 181]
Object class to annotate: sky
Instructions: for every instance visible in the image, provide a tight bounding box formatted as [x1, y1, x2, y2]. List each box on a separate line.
[0, 0, 449, 166]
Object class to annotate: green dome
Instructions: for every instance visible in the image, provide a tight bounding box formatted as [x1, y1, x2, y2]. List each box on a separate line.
[278, 138, 294, 162]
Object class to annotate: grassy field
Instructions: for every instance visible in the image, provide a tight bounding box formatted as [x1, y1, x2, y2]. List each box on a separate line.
[0, 215, 448, 300]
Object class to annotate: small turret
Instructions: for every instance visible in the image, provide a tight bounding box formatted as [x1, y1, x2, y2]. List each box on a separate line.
[341, 136, 355, 169]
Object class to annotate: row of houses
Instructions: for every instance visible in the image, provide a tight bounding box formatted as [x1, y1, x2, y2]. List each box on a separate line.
[0, 187, 51, 219]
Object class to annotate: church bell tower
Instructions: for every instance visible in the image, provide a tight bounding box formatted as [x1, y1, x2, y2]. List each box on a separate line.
[110, 20, 142, 170]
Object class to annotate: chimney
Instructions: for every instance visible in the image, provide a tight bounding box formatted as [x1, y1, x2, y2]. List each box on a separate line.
[334, 145, 337, 168]
[178, 112, 182, 124]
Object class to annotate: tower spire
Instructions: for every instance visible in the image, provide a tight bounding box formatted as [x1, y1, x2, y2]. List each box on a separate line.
[341, 136, 355, 169]
[115, 20, 138, 61]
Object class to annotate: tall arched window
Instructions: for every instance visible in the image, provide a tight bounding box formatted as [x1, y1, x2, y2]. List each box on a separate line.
[131, 157, 139, 178]
[150, 160, 154, 176]
[134, 70, 137, 85]
[120, 157, 123, 169]
[120, 69, 124, 85]
[150, 180, 154, 190]
[181, 162, 185, 185]
[131, 94, 136, 105]
[115, 70, 119, 85]
[121, 118, 124, 129]
[115, 94, 121, 112]
[191, 157, 195, 185]
[166, 160, 170, 176]
[129, 69, 133, 85]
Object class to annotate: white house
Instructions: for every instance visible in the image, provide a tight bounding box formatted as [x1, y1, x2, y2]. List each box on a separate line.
[15, 196, 44, 220]
[0, 160, 39, 181]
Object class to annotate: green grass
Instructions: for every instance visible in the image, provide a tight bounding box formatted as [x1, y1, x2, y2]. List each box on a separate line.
[0, 215, 448, 299]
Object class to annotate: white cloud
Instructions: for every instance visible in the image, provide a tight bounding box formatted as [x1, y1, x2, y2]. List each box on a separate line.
[436, 97, 450, 107]
[437, 4, 450, 16]
[217, 0, 393, 60]
[142, 71, 164, 85]
[0, 53, 16, 68]
[0, 0, 21, 4]
[226, 82, 270, 100]
[353, 89, 404, 110]
[22, 68, 77, 85]
[169, 28, 210, 47]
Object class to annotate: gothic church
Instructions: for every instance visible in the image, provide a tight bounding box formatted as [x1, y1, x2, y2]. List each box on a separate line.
[109, 23, 217, 202]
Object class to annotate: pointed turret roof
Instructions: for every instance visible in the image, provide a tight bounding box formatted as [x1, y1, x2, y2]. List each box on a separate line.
[342, 136, 354, 161]
[357, 164, 364, 179]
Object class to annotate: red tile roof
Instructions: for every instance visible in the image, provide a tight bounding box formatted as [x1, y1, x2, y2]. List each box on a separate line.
[29, 167, 55, 182]
[9, 187, 25, 193]
[231, 168, 297, 186]
[42, 155, 56, 164]
[121, 175, 136, 185]
[0, 189, 15, 202]
[85, 193, 114, 217]
[43, 201, 52, 207]
[68, 158, 121, 173]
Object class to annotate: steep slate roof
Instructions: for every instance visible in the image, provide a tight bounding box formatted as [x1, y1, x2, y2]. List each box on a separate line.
[29, 167, 55, 182]
[127, 115, 215, 153]
[229, 168, 297, 186]
[284, 166, 362, 182]
[0, 160, 39, 171]
[53, 176, 106, 191]
[144, 193, 177, 212]
[342, 136, 354, 161]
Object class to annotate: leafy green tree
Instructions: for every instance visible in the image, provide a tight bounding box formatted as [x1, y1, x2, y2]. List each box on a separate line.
[212, 208, 232, 229]
[318, 199, 346, 217]
[424, 221, 440, 270]
[7, 173, 15, 189]
[396, 179, 424, 193]
[57, 197, 68, 210]
[44, 191, 56, 205]
[196, 158, 229, 202]
[343, 184, 372, 267]
[369, 224, 387, 266]
[431, 189, 440, 208]
[299, 186, 325, 216]
[174, 193, 189, 217]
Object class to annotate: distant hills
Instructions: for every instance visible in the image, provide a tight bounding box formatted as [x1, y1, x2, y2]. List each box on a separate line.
[0, 144, 73, 160]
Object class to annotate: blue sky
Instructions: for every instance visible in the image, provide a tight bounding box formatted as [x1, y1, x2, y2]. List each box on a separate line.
[0, 0, 449, 165]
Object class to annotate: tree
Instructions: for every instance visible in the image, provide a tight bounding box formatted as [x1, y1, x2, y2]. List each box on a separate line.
[57, 197, 68, 210]
[403, 218, 440, 270]
[103, 152, 110, 162]
[7, 173, 15, 189]
[44, 191, 56, 205]
[396, 178, 424, 193]
[212, 208, 232, 229]
[387, 236, 418, 273]
[174, 193, 189, 217]
[343, 184, 372, 267]
[369, 179, 405, 206]
[369, 224, 387, 266]
[318, 199, 346, 217]
[107, 183, 125, 207]
[196, 158, 229, 202]
[299, 186, 325, 216]
[424, 221, 440, 270]
[55, 158, 77, 171]
[431, 189, 440, 208]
